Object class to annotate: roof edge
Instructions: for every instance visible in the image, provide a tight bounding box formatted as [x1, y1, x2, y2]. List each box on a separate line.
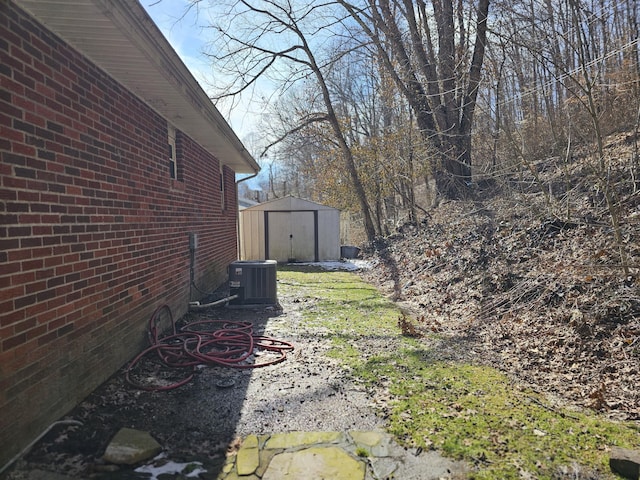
[14, 0, 260, 175]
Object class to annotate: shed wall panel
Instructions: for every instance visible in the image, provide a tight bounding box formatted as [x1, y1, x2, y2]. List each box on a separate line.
[318, 210, 341, 260]
[239, 196, 341, 263]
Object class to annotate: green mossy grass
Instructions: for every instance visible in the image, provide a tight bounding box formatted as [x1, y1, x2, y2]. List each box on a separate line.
[356, 350, 639, 479]
[278, 266, 639, 479]
[278, 266, 399, 336]
[355, 447, 370, 458]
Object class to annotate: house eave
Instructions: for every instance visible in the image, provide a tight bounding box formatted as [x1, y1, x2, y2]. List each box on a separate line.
[15, 0, 260, 175]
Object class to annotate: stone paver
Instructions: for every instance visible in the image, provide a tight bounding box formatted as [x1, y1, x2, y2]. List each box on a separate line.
[101, 428, 162, 465]
[262, 446, 365, 480]
[264, 431, 344, 449]
[19, 429, 467, 479]
[237, 435, 260, 476]
[219, 430, 467, 480]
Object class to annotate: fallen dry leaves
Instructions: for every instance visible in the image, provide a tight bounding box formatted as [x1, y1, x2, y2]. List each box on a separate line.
[359, 134, 640, 421]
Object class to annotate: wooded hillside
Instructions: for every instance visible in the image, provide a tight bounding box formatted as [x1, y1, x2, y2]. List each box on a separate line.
[359, 129, 639, 420]
[226, 0, 638, 245]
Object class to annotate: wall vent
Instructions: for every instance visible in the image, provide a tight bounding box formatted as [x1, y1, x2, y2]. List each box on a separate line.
[228, 260, 277, 305]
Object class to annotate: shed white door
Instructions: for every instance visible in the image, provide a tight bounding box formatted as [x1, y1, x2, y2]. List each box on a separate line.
[267, 211, 316, 262]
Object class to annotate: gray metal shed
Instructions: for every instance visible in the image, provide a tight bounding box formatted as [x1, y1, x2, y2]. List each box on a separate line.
[239, 196, 341, 262]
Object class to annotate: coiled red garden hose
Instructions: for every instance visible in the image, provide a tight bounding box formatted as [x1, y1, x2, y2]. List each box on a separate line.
[125, 305, 294, 391]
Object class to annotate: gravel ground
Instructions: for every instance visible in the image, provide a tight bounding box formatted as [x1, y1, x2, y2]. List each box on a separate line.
[4, 277, 386, 479]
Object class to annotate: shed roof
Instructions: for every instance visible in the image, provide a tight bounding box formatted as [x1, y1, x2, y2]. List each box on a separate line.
[15, 0, 260, 175]
[243, 196, 340, 212]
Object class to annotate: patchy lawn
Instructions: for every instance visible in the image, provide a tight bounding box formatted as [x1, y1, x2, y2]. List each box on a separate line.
[279, 266, 640, 479]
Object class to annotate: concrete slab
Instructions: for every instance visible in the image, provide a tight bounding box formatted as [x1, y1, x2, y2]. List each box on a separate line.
[22, 470, 78, 480]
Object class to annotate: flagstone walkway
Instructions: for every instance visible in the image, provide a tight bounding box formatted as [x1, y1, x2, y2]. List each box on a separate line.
[220, 430, 466, 480]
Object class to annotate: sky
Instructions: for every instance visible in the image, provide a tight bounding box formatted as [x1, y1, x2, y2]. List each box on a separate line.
[141, 0, 273, 187]
[141, 0, 262, 149]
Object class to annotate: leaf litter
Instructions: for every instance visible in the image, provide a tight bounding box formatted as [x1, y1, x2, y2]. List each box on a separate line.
[359, 139, 640, 422]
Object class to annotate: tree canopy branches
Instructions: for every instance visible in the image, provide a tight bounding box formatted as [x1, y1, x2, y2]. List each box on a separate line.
[191, 0, 639, 246]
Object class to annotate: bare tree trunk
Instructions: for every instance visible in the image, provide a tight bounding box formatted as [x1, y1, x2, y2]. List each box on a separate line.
[320, 80, 378, 241]
[339, 0, 490, 200]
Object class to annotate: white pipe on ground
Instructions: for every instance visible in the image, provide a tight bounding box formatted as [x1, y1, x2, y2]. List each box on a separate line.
[188, 294, 239, 310]
[0, 419, 84, 476]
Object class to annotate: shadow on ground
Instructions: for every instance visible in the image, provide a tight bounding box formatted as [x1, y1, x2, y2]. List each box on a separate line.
[4, 267, 390, 479]
[8, 305, 284, 479]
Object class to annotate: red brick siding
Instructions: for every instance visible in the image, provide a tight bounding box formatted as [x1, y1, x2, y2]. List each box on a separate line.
[0, 2, 239, 466]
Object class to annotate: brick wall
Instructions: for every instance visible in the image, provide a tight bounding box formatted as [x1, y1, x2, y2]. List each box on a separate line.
[0, 3, 239, 466]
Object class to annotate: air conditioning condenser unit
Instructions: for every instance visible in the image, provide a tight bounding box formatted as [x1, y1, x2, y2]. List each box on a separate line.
[228, 260, 277, 306]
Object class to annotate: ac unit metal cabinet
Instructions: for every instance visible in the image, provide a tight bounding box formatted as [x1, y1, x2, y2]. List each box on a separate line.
[228, 260, 277, 305]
